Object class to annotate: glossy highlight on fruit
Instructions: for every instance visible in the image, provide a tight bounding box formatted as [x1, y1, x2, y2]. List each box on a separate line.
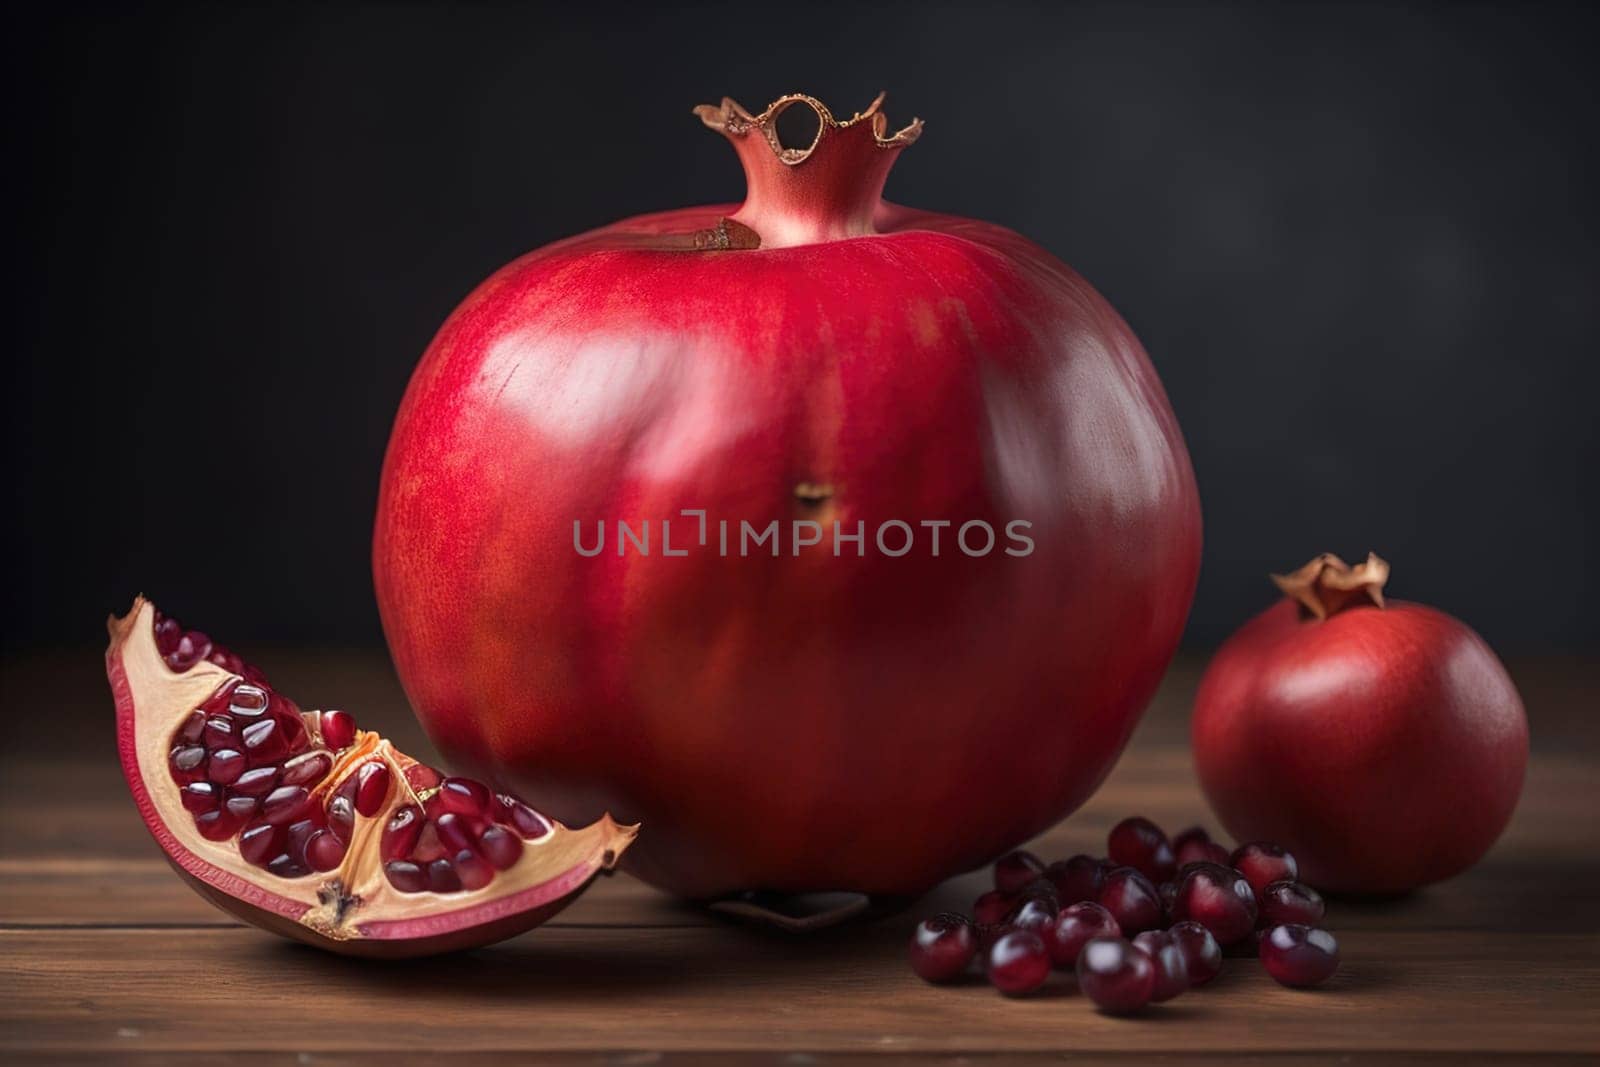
[1076, 937, 1156, 1014]
[987, 930, 1052, 996]
[1043, 900, 1121, 968]
[1194, 553, 1527, 893]
[1231, 842, 1297, 896]
[1171, 862, 1258, 946]
[1108, 816, 1177, 883]
[1167, 920, 1223, 986]
[909, 913, 978, 983]
[1131, 929, 1190, 1002]
[1260, 924, 1341, 987]
[1097, 866, 1164, 935]
[1258, 880, 1325, 928]
[107, 598, 637, 957]
[373, 90, 1203, 900]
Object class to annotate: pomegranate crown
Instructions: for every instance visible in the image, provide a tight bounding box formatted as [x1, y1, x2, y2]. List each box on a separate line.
[1271, 552, 1391, 620]
[693, 91, 923, 164]
[692, 91, 922, 249]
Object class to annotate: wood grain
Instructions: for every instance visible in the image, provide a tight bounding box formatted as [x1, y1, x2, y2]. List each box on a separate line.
[1, 650, 1596, 1061]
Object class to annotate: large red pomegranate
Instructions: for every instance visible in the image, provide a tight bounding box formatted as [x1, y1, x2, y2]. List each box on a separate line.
[1192, 553, 1528, 894]
[373, 92, 1202, 899]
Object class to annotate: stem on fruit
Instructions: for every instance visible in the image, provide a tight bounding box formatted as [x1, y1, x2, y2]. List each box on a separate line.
[694, 92, 921, 249]
[1271, 552, 1390, 620]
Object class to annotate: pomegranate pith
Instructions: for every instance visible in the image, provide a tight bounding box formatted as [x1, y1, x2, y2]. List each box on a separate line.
[108, 597, 637, 957]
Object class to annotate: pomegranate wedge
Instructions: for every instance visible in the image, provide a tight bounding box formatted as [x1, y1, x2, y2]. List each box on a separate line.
[106, 597, 637, 957]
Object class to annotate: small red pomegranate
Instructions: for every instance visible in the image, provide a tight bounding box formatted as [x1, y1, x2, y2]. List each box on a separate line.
[373, 92, 1202, 899]
[1192, 553, 1527, 894]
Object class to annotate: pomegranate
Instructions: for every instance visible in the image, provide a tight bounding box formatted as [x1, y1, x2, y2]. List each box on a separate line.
[372, 91, 1201, 900]
[106, 598, 636, 956]
[1193, 553, 1528, 893]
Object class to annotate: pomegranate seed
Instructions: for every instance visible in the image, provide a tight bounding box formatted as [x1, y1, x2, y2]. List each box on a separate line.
[1231, 842, 1299, 896]
[228, 684, 270, 717]
[1260, 924, 1340, 987]
[326, 795, 355, 844]
[180, 782, 220, 813]
[477, 825, 523, 870]
[501, 796, 552, 840]
[285, 818, 320, 865]
[1076, 937, 1157, 1014]
[1009, 897, 1056, 936]
[232, 766, 279, 796]
[454, 850, 494, 891]
[305, 829, 347, 872]
[1167, 920, 1224, 986]
[438, 777, 491, 817]
[428, 858, 462, 893]
[282, 751, 332, 788]
[195, 806, 243, 841]
[385, 860, 428, 892]
[1131, 929, 1190, 1002]
[987, 930, 1050, 996]
[319, 708, 357, 750]
[1042, 900, 1120, 968]
[208, 647, 244, 673]
[167, 631, 212, 671]
[992, 849, 1045, 894]
[1108, 816, 1177, 883]
[241, 718, 286, 763]
[169, 744, 207, 782]
[238, 822, 283, 866]
[909, 913, 978, 983]
[973, 889, 1015, 926]
[1259, 880, 1326, 927]
[1015, 878, 1058, 908]
[225, 795, 260, 819]
[1097, 866, 1164, 934]
[177, 711, 206, 744]
[267, 853, 309, 879]
[354, 761, 391, 817]
[207, 748, 245, 785]
[201, 716, 234, 750]
[1171, 862, 1258, 946]
[1174, 827, 1232, 868]
[261, 785, 311, 826]
[435, 812, 477, 855]
[1043, 854, 1105, 904]
[382, 805, 423, 861]
[154, 615, 182, 655]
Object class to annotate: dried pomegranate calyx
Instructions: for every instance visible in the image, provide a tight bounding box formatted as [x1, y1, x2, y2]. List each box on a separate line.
[1270, 552, 1390, 620]
[693, 91, 922, 161]
[692, 91, 923, 249]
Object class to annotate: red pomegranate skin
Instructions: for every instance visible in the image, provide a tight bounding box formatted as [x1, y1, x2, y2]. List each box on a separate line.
[373, 96, 1201, 898]
[1193, 594, 1527, 894]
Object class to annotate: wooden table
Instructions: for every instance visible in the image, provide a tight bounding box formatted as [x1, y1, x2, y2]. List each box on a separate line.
[3, 649, 1596, 1062]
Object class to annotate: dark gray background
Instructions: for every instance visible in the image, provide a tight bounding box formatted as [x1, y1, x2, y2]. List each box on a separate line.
[8, 1, 1596, 652]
